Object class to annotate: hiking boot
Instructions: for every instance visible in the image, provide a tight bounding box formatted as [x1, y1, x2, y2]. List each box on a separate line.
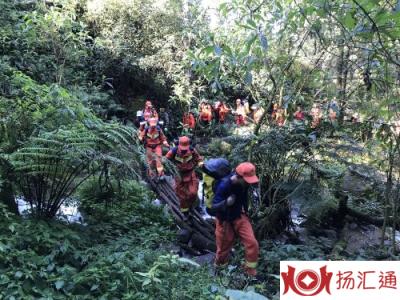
[182, 211, 190, 222]
[242, 265, 257, 277]
[213, 262, 229, 277]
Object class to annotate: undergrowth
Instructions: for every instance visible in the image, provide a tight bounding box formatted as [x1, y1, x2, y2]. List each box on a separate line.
[0, 180, 219, 299]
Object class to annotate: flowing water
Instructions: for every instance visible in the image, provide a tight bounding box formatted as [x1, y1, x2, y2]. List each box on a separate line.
[16, 197, 85, 225]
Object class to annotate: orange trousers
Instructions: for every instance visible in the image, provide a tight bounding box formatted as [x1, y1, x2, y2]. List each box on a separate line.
[146, 145, 164, 177]
[176, 171, 199, 212]
[219, 112, 227, 123]
[215, 214, 259, 275]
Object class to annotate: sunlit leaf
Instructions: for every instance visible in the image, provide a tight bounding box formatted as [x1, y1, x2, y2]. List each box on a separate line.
[258, 32, 268, 51]
[244, 72, 252, 85]
[214, 45, 223, 56]
[247, 19, 257, 29]
[55, 280, 64, 290]
[343, 13, 356, 30]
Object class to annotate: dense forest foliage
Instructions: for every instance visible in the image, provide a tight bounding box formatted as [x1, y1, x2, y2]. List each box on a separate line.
[1, 0, 400, 299]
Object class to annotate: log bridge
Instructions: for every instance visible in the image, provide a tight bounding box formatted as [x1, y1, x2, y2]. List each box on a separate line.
[148, 176, 217, 255]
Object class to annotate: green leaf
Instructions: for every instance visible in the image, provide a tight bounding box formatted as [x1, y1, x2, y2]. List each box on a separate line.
[202, 46, 215, 55]
[15, 271, 23, 279]
[258, 32, 268, 51]
[359, 0, 380, 12]
[47, 263, 55, 272]
[135, 272, 149, 277]
[239, 24, 258, 30]
[8, 224, 15, 233]
[247, 19, 257, 29]
[55, 280, 64, 290]
[268, 274, 281, 280]
[219, 2, 230, 17]
[375, 11, 391, 26]
[177, 257, 200, 268]
[142, 278, 151, 286]
[244, 72, 252, 85]
[244, 34, 258, 54]
[344, 13, 356, 30]
[222, 45, 233, 57]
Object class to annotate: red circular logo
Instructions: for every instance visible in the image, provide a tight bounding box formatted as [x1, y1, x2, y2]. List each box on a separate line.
[296, 270, 320, 292]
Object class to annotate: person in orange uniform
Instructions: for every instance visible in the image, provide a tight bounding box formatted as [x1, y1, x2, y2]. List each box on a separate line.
[275, 107, 286, 127]
[234, 98, 249, 126]
[251, 103, 265, 124]
[139, 118, 169, 180]
[215, 101, 230, 124]
[183, 111, 196, 130]
[143, 100, 159, 122]
[199, 100, 213, 125]
[310, 103, 323, 128]
[293, 105, 305, 122]
[271, 103, 279, 121]
[166, 136, 203, 219]
[208, 162, 260, 277]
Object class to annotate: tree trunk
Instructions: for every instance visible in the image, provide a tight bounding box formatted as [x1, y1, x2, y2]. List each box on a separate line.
[0, 181, 18, 215]
[0, 159, 18, 215]
[381, 140, 394, 247]
[337, 34, 351, 125]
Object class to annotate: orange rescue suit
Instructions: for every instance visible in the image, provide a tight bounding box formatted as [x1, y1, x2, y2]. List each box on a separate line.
[139, 126, 168, 177]
[166, 147, 203, 212]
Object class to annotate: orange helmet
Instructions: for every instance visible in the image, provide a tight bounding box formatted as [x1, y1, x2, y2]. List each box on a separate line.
[148, 118, 158, 127]
[235, 162, 259, 184]
[178, 136, 191, 151]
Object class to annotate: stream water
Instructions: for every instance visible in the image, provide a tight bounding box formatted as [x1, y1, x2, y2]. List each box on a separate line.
[16, 197, 85, 225]
[289, 197, 400, 256]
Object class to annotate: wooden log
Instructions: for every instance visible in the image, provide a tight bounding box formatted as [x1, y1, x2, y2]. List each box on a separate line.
[148, 176, 216, 252]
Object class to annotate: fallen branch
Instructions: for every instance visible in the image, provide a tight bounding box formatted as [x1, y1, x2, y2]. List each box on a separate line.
[148, 176, 216, 253]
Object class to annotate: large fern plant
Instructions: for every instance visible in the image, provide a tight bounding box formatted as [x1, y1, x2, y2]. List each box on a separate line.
[8, 121, 141, 219]
[223, 128, 314, 238]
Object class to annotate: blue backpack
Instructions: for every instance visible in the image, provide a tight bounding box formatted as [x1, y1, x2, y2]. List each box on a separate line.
[202, 158, 231, 209]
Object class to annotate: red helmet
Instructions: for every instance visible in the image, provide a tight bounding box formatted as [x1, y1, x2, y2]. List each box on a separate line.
[178, 136, 191, 151]
[235, 162, 259, 184]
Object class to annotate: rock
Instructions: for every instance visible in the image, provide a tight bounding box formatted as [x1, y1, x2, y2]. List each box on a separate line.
[322, 229, 337, 241]
[349, 222, 358, 230]
[152, 199, 163, 207]
[342, 170, 373, 194]
[343, 223, 382, 254]
[177, 228, 192, 244]
[193, 253, 214, 266]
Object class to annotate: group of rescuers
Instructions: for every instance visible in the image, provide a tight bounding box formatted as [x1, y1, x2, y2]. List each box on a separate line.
[181, 98, 264, 129]
[135, 97, 360, 277]
[137, 100, 260, 277]
[159, 97, 341, 132]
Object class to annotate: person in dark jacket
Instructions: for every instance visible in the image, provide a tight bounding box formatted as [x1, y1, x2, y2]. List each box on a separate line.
[209, 162, 260, 276]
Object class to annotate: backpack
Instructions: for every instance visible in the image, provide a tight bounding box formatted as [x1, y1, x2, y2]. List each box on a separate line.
[169, 146, 195, 164]
[201, 158, 231, 209]
[142, 125, 162, 146]
[144, 125, 162, 136]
